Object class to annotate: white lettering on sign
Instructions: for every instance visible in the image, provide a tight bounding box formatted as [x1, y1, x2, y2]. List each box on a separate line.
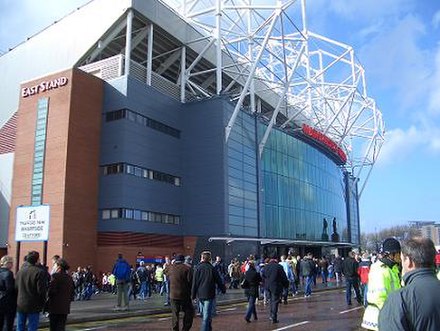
[21, 77, 68, 98]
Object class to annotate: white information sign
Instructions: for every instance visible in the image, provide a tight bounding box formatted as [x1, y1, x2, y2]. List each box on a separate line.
[15, 205, 50, 242]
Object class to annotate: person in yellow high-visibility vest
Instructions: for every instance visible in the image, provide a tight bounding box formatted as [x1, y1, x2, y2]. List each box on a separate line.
[361, 237, 402, 330]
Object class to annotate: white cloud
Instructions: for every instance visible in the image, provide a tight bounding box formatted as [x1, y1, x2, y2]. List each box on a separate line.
[358, 14, 432, 114]
[328, 0, 412, 21]
[378, 123, 440, 166]
[433, 10, 440, 29]
[428, 45, 440, 115]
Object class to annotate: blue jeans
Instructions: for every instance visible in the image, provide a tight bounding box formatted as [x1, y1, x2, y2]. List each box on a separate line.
[361, 283, 368, 307]
[199, 299, 214, 331]
[16, 312, 40, 331]
[139, 281, 147, 299]
[245, 295, 257, 321]
[345, 277, 362, 304]
[304, 276, 313, 296]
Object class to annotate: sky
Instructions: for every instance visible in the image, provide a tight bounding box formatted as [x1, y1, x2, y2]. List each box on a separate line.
[1, 0, 439, 233]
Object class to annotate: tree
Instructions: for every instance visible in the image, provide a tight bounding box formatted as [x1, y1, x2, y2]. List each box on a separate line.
[360, 224, 420, 252]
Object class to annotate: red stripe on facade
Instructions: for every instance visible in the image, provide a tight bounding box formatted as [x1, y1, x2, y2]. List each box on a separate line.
[0, 112, 18, 154]
[98, 232, 184, 247]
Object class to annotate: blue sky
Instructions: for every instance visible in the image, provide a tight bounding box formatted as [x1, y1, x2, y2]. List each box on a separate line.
[1, 0, 439, 233]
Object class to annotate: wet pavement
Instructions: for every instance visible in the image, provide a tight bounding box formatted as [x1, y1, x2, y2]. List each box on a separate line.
[39, 280, 351, 330]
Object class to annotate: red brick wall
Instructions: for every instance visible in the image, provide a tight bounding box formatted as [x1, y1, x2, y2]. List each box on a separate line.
[8, 68, 103, 270]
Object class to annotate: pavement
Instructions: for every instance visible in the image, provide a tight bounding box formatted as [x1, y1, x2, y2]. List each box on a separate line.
[39, 280, 344, 328]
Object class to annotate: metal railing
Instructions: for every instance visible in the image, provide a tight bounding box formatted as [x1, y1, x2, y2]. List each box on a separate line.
[79, 55, 185, 101]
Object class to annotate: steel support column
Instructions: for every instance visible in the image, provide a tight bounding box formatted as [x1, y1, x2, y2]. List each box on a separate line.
[124, 9, 133, 76]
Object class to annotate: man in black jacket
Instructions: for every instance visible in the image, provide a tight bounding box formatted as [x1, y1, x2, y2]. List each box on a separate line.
[342, 251, 362, 305]
[192, 251, 225, 331]
[15, 251, 47, 331]
[378, 237, 440, 331]
[262, 254, 289, 324]
[0, 255, 16, 331]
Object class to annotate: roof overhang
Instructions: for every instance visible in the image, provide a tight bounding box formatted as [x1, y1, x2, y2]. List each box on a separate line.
[208, 236, 354, 247]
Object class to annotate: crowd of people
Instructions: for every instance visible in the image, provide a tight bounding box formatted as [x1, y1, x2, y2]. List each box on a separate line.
[0, 251, 74, 331]
[1, 236, 440, 331]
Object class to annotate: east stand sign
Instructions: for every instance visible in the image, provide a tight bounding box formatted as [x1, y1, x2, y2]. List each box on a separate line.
[15, 205, 50, 242]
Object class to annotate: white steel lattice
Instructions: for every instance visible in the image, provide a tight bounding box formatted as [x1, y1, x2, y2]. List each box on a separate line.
[162, 0, 385, 197]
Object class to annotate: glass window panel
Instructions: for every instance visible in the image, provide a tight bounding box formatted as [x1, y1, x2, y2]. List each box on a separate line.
[111, 209, 120, 218]
[102, 210, 110, 219]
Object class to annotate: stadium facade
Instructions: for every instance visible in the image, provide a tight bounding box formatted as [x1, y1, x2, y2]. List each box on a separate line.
[0, 0, 384, 271]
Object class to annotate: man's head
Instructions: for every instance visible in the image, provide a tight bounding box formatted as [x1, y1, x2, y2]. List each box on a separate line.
[55, 258, 70, 272]
[26, 251, 40, 265]
[174, 254, 185, 263]
[0, 255, 13, 270]
[400, 237, 436, 275]
[201, 251, 211, 263]
[216, 256, 221, 262]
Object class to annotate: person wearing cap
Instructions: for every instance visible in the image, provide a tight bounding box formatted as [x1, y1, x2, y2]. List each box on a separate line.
[361, 237, 402, 330]
[164, 254, 194, 331]
[378, 237, 440, 331]
[135, 261, 149, 300]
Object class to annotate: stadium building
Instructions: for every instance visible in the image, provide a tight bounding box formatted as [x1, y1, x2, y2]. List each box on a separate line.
[0, 0, 384, 271]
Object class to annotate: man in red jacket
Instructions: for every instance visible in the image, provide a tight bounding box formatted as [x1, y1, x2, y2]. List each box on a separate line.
[358, 253, 372, 307]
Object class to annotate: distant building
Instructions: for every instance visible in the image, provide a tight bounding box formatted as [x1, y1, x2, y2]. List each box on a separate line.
[421, 224, 440, 246]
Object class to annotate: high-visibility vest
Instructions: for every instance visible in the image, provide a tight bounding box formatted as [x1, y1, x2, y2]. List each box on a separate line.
[361, 260, 401, 330]
[155, 267, 164, 282]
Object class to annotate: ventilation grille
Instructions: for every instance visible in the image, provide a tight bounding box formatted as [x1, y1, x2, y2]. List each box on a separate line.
[0, 112, 18, 155]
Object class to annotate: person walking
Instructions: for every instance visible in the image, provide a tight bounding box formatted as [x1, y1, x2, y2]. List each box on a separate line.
[243, 260, 261, 323]
[278, 255, 294, 304]
[334, 255, 343, 283]
[262, 254, 289, 324]
[0, 256, 16, 331]
[342, 251, 362, 305]
[165, 254, 194, 331]
[15, 251, 47, 331]
[191, 251, 226, 331]
[46, 258, 75, 331]
[112, 253, 131, 311]
[358, 253, 372, 307]
[300, 253, 315, 298]
[378, 237, 440, 331]
[136, 261, 149, 300]
[361, 237, 402, 330]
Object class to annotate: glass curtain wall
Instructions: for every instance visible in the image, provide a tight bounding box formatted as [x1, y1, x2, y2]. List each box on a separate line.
[345, 173, 360, 245]
[226, 110, 258, 236]
[259, 123, 348, 242]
